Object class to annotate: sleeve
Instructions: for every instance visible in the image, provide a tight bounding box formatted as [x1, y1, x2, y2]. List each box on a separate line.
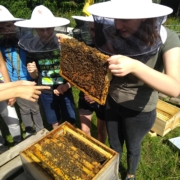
[162, 28, 180, 54]
[26, 52, 34, 65]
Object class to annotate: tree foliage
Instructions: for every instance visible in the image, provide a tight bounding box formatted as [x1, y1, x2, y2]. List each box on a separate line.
[1, 0, 177, 19]
[0, 0, 87, 18]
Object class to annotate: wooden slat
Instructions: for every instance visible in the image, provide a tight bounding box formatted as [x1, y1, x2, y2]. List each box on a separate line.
[0, 128, 49, 167]
[63, 126, 112, 158]
[0, 156, 22, 180]
[157, 99, 180, 115]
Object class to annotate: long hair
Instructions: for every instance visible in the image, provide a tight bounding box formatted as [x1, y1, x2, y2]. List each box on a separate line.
[135, 18, 160, 46]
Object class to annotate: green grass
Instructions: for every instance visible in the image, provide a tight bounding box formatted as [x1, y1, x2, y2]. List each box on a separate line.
[165, 17, 180, 34]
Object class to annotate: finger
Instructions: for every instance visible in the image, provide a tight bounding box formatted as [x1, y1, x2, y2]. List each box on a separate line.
[23, 81, 36, 86]
[89, 101, 95, 104]
[107, 55, 122, 63]
[32, 94, 39, 100]
[34, 89, 41, 95]
[29, 97, 37, 102]
[85, 96, 92, 101]
[111, 72, 124, 76]
[36, 86, 51, 90]
[109, 64, 121, 70]
[55, 92, 59, 96]
[53, 90, 59, 96]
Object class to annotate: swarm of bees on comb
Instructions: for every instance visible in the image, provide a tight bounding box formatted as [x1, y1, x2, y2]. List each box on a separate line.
[60, 38, 112, 105]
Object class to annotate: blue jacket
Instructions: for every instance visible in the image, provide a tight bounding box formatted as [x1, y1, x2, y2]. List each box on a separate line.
[0, 37, 32, 81]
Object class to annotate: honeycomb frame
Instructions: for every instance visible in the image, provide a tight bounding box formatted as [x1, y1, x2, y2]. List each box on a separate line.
[60, 38, 112, 105]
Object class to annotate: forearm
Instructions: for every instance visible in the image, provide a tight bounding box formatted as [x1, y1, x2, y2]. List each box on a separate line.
[0, 53, 10, 82]
[133, 61, 180, 97]
[0, 81, 20, 90]
[0, 87, 19, 101]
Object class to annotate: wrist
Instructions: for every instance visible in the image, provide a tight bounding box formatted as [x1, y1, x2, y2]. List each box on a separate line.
[14, 86, 21, 98]
[31, 71, 38, 79]
[132, 60, 142, 75]
[67, 82, 71, 88]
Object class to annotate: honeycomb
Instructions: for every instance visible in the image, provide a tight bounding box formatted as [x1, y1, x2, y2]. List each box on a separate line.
[60, 38, 112, 105]
[21, 122, 114, 180]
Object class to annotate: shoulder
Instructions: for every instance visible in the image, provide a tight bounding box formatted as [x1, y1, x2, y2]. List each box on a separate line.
[166, 27, 180, 42]
[161, 27, 180, 53]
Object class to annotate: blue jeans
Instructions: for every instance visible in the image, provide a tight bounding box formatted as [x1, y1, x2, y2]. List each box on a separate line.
[105, 95, 156, 175]
[40, 89, 76, 125]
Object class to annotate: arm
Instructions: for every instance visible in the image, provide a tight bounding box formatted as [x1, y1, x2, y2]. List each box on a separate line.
[108, 47, 180, 97]
[84, 94, 95, 104]
[54, 82, 71, 96]
[0, 80, 35, 90]
[0, 51, 16, 105]
[134, 47, 180, 97]
[0, 51, 10, 83]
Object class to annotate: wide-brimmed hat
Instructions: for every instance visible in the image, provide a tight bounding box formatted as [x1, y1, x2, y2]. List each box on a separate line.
[72, 15, 94, 22]
[14, 5, 70, 28]
[0, 5, 22, 22]
[87, 0, 173, 19]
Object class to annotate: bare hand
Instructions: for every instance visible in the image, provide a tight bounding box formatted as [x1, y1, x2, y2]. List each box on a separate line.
[27, 61, 37, 73]
[53, 89, 60, 96]
[56, 83, 70, 94]
[7, 98, 16, 106]
[108, 55, 137, 76]
[84, 94, 95, 104]
[17, 85, 50, 102]
[56, 33, 72, 43]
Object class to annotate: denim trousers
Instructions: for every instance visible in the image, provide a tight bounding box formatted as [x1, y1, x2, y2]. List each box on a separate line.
[0, 101, 21, 145]
[16, 98, 44, 132]
[105, 95, 156, 175]
[40, 88, 76, 125]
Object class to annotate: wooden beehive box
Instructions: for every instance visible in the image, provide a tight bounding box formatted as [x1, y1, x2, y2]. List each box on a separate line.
[151, 99, 180, 136]
[20, 122, 119, 180]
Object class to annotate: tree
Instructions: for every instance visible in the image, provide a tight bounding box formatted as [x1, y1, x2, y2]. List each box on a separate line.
[160, 0, 180, 17]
